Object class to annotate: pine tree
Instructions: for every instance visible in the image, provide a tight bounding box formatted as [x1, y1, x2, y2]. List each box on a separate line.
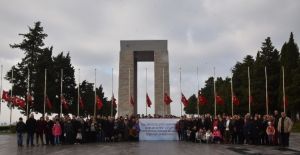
[280, 32, 300, 113]
[6, 21, 49, 114]
[52, 52, 76, 115]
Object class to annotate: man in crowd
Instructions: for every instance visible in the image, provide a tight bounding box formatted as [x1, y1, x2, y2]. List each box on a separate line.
[36, 117, 46, 145]
[26, 114, 36, 147]
[277, 112, 293, 147]
[44, 116, 54, 145]
[16, 117, 26, 147]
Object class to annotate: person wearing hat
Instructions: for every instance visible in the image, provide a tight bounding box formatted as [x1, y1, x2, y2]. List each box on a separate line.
[16, 117, 26, 147]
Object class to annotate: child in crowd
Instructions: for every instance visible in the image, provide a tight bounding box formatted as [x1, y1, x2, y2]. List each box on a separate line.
[212, 126, 223, 144]
[205, 129, 213, 143]
[75, 128, 82, 144]
[196, 128, 206, 143]
[266, 121, 275, 145]
[52, 119, 62, 145]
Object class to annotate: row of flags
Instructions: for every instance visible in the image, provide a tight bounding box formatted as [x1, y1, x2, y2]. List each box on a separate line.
[129, 92, 172, 108]
[2, 90, 26, 108]
[1, 90, 117, 111]
[127, 91, 238, 108]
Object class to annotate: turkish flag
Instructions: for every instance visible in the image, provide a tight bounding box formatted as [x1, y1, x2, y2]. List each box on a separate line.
[96, 95, 103, 110]
[146, 93, 152, 108]
[216, 95, 224, 105]
[232, 95, 240, 106]
[79, 97, 84, 109]
[181, 93, 189, 107]
[198, 95, 207, 105]
[130, 96, 135, 106]
[27, 94, 33, 105]
[2, 90, 10, 102]
[61, 95, 69, 110]
[164, 93, 172, 105]
[13, 97, 25, 108]
[46, 96, 53, 109]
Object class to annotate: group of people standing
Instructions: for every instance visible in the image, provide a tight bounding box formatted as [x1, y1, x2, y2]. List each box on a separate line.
[15, 110, 294, 148]
[176, 110, 294, 147]
[15, 114, 141, 147]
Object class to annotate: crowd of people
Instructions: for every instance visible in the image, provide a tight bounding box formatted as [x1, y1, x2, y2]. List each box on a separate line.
[16, 114, 142, 147]
[176, 110, 294, 147]
[15, 110, 294, 147]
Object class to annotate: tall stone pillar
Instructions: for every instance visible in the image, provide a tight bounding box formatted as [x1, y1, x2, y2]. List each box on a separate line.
[118, 40, 170, 116]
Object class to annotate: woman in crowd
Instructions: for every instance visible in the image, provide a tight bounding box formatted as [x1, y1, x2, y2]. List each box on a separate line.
[52, 119, 62, 145]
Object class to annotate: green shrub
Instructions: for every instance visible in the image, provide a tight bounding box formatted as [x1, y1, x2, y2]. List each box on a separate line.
[0, 125, 16, 134]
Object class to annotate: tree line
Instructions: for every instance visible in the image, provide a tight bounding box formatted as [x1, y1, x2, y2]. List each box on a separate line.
[184, 33, 300, 117]
[4, 21, 116, 117]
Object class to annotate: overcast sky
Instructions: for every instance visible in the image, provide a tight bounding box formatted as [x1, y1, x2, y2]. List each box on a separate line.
[1, 0, 300, 123]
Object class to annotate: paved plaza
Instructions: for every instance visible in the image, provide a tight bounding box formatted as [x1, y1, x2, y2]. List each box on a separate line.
[0, 133, 300, 155]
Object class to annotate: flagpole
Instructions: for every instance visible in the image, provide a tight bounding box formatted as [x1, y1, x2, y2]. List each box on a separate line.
[197, 66, 199, 116]
[60, 69, 63, 118]
[77, 69, 80, 116]
[10, 67, 13, 126]
[0, 65, 3, 114]
[43, 69, 47, 117]
[282, 66, 286, 113]
[213, 67, 216, 117]
[26, 67, 30, 119]
[163, 68, 165, 117]
[179, 67, 182, 116]
[265, 66, 268, 115]
[146, 68, 148, 116]
[231, 72, 234, 116]
[248, 67, 251, 114]
[94, 69, 96, 118]
[129, 68, 131, 107]
[111, 68, 113, 118]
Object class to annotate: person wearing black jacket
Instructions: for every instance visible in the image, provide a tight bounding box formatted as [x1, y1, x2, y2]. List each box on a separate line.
[44, 116, 54, 145]
[26, 114, 36, 146]
[16, 117, 26, 147]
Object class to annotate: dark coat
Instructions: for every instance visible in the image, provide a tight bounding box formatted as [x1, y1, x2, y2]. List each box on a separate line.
[45, 120, 54, 135]
[36, 120, 46, 134]
[26, 117, 36, 133]
[16, 121, 26, 133]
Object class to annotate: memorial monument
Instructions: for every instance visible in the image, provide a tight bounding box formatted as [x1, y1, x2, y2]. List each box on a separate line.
[118, 40, 170, 116]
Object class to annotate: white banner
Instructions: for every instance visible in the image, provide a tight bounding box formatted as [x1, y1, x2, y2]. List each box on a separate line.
[139, 118, 179, 141]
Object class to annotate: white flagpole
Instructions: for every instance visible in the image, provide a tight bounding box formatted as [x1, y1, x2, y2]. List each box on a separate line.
[26, 67, 30, 119]
[111, 68, 113, 118]
[213, 67, 216, 117]
[265, 66, 268, 115]
[129, 68, 131, 107]
[0, 65, 3, 114]
[94, 69, 96, 118]
[282, 66, 286, 113]
[179, 67, 182, 116]
[231, 73, 234, 116]
[248, 67, 251, 114]
[163, 68, 165, 117]
[10, 67, 13, 126]
[77, 69, 80, 116]
[43, 69, 47, 117]
[60, 69, 63, 118]
[146, 68, 148, 116]
[197, 66, 199, 116]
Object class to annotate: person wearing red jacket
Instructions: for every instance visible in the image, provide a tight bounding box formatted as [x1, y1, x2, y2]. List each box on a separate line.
[212, 126, 223, 144]
[52, 119, 62, 145]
